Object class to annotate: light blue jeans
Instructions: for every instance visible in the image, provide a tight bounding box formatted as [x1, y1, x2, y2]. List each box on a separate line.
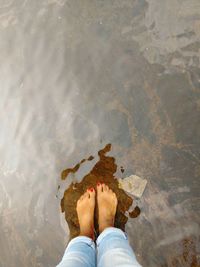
[57, 227, 142, 267]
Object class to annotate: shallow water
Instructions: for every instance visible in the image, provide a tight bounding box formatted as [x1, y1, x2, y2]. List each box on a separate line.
[0, 0, 200, 266]
[60, 144, 139, 239]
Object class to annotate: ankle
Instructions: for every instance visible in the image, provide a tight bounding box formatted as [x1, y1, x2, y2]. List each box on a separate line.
[79, 231, 93, 239]
[99, 219, 114, 233]
[80, 225, 94, 239]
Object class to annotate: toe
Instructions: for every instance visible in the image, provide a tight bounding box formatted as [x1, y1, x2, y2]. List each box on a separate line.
[80, 194, 84, 201]
[77, 199, 80, 207]
[83, 191, 90, 199]
[97, 182, 103, 193]
[87, 187, 95, 198]
[77, 194, 84, 209]
[112, 191, 117, 199]
[89, 190, 95, 201]
[104, 184, 109, 191]
[113, 193, 118, 203]
[102, 183, 106, 191]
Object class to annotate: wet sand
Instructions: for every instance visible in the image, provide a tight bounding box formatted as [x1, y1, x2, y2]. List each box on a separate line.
[60, 144, 141, 238]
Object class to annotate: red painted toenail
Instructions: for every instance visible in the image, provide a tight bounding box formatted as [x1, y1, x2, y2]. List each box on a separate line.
[87, 187, 93, 191]
[90, 188, 94, 192]
[97, 182, 101, 186]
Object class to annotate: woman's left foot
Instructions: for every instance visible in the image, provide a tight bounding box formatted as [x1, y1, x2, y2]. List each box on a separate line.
[76, 188, 95, 239]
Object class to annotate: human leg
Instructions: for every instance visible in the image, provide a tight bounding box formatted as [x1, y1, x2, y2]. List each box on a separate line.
[57, 188, 96, 267]
[96, 183, 142, 267]
[97, 227, 142, 267]
[56, 236, 96, 267]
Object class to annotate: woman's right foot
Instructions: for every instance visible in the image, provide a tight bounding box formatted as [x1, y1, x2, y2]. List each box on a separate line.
[97, 183, 118, 233]
[76, 188, 95, 239]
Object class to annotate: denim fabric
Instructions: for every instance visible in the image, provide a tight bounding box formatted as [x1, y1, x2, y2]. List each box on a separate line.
[56, 236, 96, 267]
[57, 227, 142, 267]
[97, 227, 142, 267]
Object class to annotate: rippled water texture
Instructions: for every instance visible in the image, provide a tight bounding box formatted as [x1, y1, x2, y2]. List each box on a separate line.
[0, 0, 200, 266]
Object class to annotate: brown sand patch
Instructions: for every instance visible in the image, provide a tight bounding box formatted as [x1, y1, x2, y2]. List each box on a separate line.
[60, 144, 135, 239]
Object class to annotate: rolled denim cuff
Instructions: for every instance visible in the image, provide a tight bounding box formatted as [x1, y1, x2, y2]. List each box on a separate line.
[66, 236, 95, 251]
[96, 227, 128, 246]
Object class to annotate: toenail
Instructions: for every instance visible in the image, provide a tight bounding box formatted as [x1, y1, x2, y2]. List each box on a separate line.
[97, 182, 101, 186]
[88, 187, 93, 192]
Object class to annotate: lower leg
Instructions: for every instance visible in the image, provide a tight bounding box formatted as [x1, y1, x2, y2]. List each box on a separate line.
[56, 237, 96, 267]
[56, 188, 96, 267]
[96, 183, 142, 267]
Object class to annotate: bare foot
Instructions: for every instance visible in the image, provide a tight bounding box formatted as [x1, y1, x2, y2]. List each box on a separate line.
[97, 183, 118, 233]
[76, 188, 95, 239]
